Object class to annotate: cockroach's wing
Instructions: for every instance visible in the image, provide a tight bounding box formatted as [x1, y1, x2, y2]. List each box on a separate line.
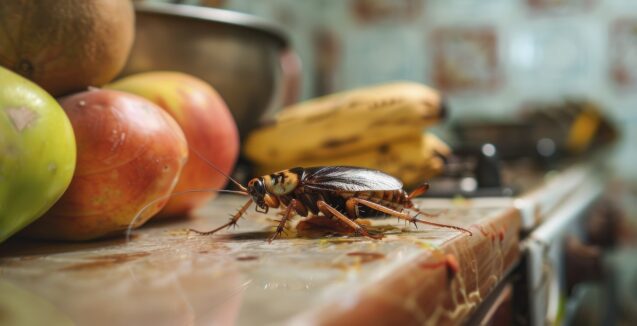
[301, 166, 403, 192]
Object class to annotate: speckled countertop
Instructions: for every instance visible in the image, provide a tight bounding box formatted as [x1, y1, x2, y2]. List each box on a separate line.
[0, 194, 520, 326]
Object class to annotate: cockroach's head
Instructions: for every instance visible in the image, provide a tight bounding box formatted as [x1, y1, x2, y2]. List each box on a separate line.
[247, 177, 268, 213]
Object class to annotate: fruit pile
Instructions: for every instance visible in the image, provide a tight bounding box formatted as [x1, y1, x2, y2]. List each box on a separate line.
[0, 1, 239, 242]
[244, 82, 450, 187]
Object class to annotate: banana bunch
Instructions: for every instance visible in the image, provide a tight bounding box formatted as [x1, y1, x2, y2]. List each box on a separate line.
[244, 82, 450, 187]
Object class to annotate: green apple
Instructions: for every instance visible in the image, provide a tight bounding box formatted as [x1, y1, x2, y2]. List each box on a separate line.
[0, 66, 76, 242]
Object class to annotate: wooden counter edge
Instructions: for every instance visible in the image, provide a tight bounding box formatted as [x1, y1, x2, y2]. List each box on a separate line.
[290, 206, 522, 326]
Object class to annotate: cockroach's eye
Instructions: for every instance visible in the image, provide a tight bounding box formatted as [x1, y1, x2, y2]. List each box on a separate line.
[248, 178, 266, 197]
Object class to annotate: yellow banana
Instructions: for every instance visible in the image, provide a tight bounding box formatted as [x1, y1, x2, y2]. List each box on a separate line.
[244, 82, 445, 165]
[255, 133, 450, 188]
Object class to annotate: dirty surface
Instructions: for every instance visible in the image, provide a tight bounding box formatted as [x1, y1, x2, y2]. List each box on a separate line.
[0, 196, 520, 326]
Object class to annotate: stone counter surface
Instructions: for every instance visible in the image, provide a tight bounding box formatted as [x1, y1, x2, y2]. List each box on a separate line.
[0, 195, 520, 326]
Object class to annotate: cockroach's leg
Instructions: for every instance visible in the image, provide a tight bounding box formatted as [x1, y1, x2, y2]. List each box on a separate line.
[317, 200, 383, 240]
[407, 182, 430, 200]
[348, 198, 472, 236]
[406, 184, 444, 218]
[189, 198, 254, 235]
[269, 199, 302, 242]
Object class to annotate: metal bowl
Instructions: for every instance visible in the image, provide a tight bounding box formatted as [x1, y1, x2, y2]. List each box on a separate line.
[121, 2, 292, 138]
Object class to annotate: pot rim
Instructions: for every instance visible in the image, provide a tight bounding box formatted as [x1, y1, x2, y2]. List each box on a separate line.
[134, 2, 289, 48]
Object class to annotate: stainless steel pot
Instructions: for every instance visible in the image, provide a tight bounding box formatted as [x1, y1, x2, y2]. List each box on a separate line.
[121, 2, 296, 138]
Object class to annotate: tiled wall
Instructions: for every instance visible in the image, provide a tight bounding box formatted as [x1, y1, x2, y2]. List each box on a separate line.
[172, 0, 637, 178]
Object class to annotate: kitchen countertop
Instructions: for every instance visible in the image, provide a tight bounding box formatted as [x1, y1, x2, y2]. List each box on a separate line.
[0, 196, 519, 326]
[0, 162, 606, 325]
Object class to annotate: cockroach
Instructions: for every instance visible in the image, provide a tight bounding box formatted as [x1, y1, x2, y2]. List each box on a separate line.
[186, 166, 473, 242]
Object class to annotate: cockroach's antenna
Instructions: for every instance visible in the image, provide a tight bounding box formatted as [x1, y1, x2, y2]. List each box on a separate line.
[125, 188, 248, 243]
[189, 146, 248, 193]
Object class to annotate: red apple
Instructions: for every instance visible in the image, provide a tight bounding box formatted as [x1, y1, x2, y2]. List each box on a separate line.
[107, 72, 239, 217]
[22, 89, 188, 240]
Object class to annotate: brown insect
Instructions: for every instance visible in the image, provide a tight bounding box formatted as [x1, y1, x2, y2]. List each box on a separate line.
[189, 166, 472, 242]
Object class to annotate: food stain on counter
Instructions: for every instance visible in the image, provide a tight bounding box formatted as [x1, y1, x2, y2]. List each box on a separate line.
[235, 255, 259, 262]
[60, 252, 150, 271]
[346, 251, 385, 264]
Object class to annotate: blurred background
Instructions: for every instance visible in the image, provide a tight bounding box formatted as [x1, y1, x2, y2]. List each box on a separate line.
[160, 0, 637, 181]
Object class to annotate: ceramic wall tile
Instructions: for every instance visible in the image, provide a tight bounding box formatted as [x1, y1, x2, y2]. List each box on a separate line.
[610, 19, 637, 91]
[431, 26, 501, 93]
